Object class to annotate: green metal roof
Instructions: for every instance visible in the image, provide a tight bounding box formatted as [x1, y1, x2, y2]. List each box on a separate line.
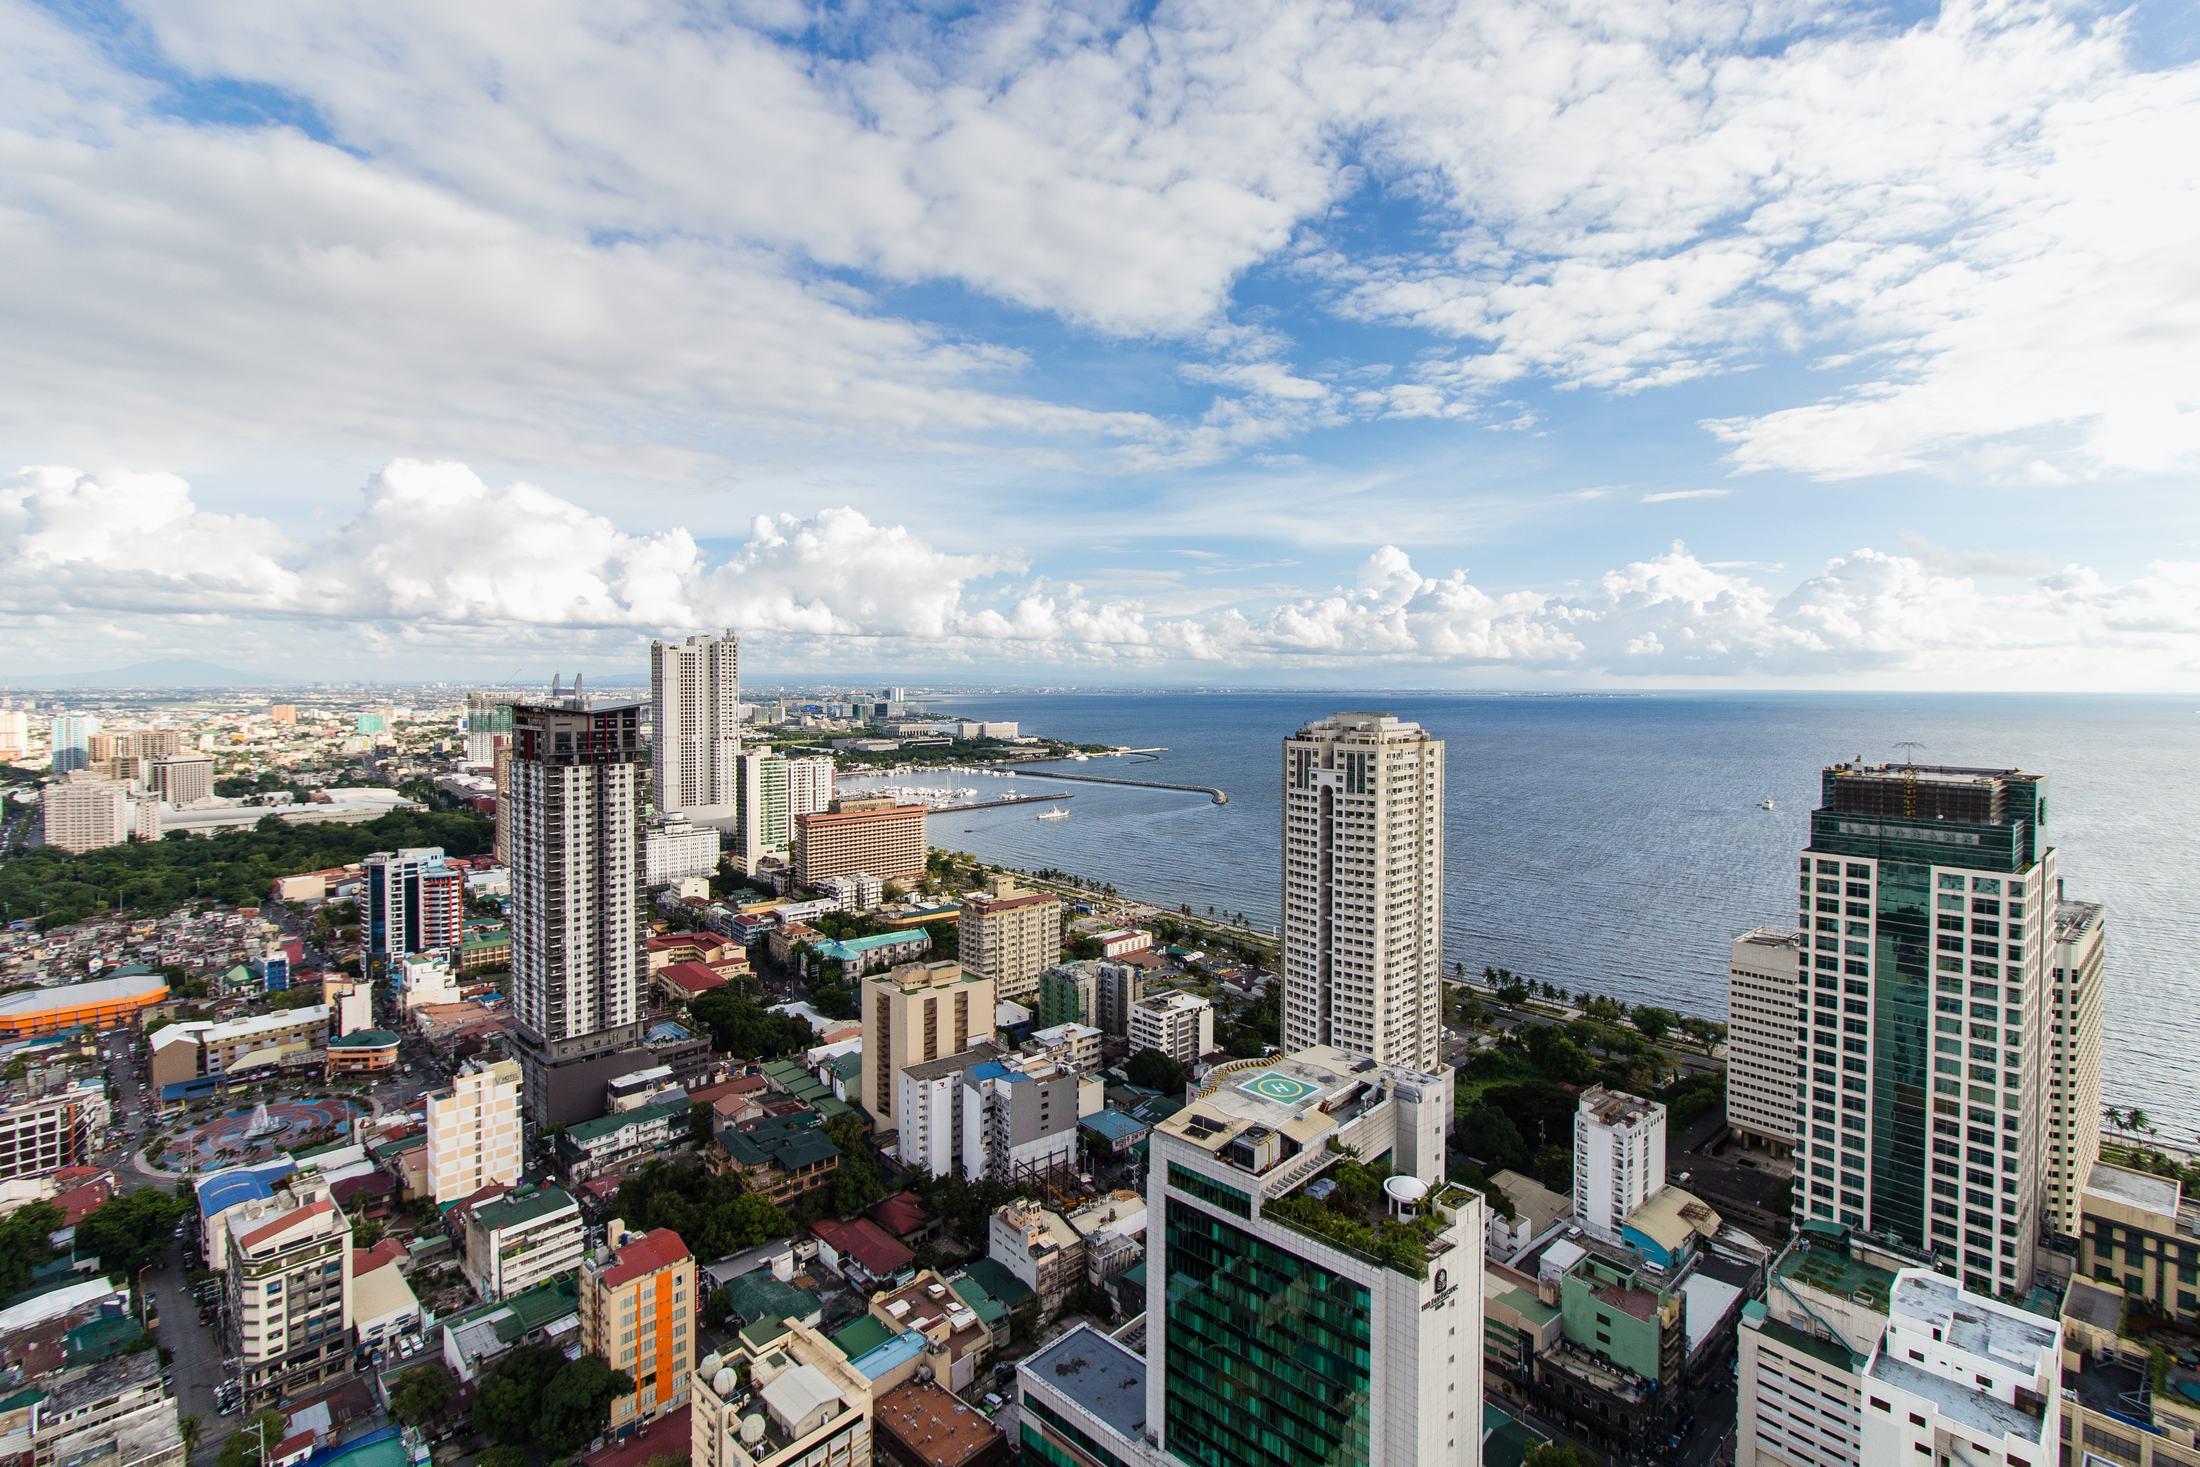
[560, 1094, 688, 1145]
[720, 1270, 815, 1328]
[470, 1184, 578, 1233]
[830, 1314, 894, 1360]
[1491, 1285, 1559, 1329]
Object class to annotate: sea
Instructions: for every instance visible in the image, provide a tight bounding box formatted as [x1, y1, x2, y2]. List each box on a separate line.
[840, 690, 2200, 1135]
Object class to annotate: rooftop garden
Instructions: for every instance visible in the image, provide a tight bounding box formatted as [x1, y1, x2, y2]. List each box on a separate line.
[1266, 1156, 1453, 1279]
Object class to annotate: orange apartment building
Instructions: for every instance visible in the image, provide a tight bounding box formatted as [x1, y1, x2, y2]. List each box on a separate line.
[580, 1221, 696, 1435]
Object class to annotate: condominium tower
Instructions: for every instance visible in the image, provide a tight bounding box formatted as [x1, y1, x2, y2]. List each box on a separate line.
[509, 692, 649, 1129]
[1792, 761, 2089, 1296]
[1281, 712, 1446, 1070]
[463, 690, 519, 765]
[1726, 927, 1804, 1153]
[957, 877, 1064, 1005]
[424, 1056, 523, 1205]
[40, 778, 128, 853]
[2043, 895, 2107, 1240]
[650, 630, 740, 817]
[361, 847, 464, 969]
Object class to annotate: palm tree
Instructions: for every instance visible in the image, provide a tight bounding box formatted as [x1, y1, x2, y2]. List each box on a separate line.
[2131, 1108, 2157, 1136]
[180, 1416, 202, 1455]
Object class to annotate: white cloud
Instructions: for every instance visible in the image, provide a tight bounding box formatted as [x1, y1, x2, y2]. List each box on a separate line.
[1641, 489, 1730, 503]
[6, 460, 2197, 689]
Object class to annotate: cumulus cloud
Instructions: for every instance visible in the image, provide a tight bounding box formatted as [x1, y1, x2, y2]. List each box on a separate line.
[7, 461, 2197, 688]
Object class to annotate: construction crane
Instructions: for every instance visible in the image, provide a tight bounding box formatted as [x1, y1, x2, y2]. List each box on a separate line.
[1892, 741, 1927, 818]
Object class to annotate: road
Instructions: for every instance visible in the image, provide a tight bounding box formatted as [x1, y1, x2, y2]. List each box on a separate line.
[151, 1226, 231, 1461]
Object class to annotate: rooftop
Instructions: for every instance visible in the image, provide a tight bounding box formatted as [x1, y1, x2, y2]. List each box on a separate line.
[471, 1184, 578, 1233]
[1022, 1323, 1148, 1442]
[592, 1227, 690, 1290]
[873, 1380, 1004, 1467]
[1888, 1271, 2057, 1371]
[1774, 1232, 1899, 1315]
[0, 972, 167, 1016]
[2087, 1159, 2182, 1220]
[1866, 1351, 2049, 1445]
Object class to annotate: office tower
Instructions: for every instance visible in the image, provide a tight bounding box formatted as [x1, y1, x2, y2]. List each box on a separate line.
[651, 630, 741, 816]
[794, 797, 926, 886]
[1858, 1271, 2061, 1466]
[48, 712, 97, 774]
[463, 689, 518, 765]
[1793, 761, 2058, 1296]
[1726, 927, 1804, 1153]
[1127, 991, 1214, 1066]
[509, 692, 648, 1129]
[734, 748, 790, 873]
[1281, 712, 1445, 1070]
[859, 960, 995, 1130]
[40, 778, 128, 853]
[2043, 895, 2107, 1239]
[1573, 1087, 1667, 1245]
[957, 877, 1064, 1004]
[786, 753, 834, 818]
[149, 752, 214, 807]
[224, 1177, 353, 1408]
[581, 1222, 696, 1435]
[361, 847, 464, 968]
[1144, 1046, 1481, 1466]
[425, 1056, 523, 1205]
[491, 735, 512, 865]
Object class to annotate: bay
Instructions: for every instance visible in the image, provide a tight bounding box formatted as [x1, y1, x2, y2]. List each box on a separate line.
[844, 690, 2200, 1135]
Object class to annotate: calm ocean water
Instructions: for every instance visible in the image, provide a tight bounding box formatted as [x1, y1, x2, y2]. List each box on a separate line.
[845, 691, 2200, 1134]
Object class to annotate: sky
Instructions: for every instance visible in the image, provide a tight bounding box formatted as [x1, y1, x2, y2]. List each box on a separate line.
[2, 0, 2198, 689]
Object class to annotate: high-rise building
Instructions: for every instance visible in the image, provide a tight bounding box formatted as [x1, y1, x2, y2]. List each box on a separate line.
[1143, 1046, 1480, 1466]
[491, 735, 513, 865]
[509, 693, 649, 1129]
[149, 752, 214, 807]
[786, 754, 834, 818]
[87, 731, 122, 764]
[860, 960, 995, 1131]
[2044, 895, 2107, 1240]
[0, 1089, 105, 1180]
[957, 877, 1064, 1004]
[425, 1056, 523, 1205]
[1726, 927, 1804, 1153]
[269, 704, 297, 726]
[1573, 1087, 1667, 1245]
[1792, 762, 2061, 1296]
[794, 797, 926, 886]
[1858, 1271, 2061, 1466]
[1281, 712, 1445, 1070]
[41, 778, 128, 853]
[0, 706, 29, 761]
[581, 1221, 696, 1435]
[224, 1177, 353, 1409]
[463, 690, 519, 765]
[651, 630, 741, 817]
[361, 847, 465, 969]
[48, 713, 97, 775]
[734, 748, 790, 873]
[644, 820, 723, 887]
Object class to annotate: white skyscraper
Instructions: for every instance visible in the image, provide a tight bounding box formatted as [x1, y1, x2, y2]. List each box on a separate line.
[509, 690, 648, 1130]
[786, 754, 834, 818]
[1281, 712, 1445, 1070]
[1725, 927, 1804, 1153]
[733, 747, 789, 874]
[463, 690, 519, 765]
[1573, 1087, 1667, 1244]
[2043, 894, 2107, 1240]
[41, 778, 128, 853]
[649, 630, 740, 816]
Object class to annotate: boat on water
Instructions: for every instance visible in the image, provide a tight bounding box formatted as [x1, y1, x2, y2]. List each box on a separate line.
[1037, 807, 1069, 822]
[1759, 797, 1776, 810]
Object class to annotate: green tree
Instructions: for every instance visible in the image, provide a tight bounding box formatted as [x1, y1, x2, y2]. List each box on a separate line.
[824, 1116, 886, 1217]
[1523, 1444, 1600, 1467]
[218, 1411, 288, 1467]
[1631, 1006, 1679, 1043]
[539, 1354, 635, 1455]
[387, 1361, 460, 1430]
[180, 1415, 204, 1455]
[76, 1189, 188, 1276]
[1124, 1047, 1189, 1094]
[0, 1201, 61, 1298]
[1454, 1104, 1529, 1173]
[689, 990, 816, 1059]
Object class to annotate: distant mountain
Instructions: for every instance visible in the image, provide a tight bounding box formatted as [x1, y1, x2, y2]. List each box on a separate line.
[0, 657, 276, 689]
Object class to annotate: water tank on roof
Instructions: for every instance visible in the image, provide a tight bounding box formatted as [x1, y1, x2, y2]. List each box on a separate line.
[716, 1368, 739, 1398]
[740, 1414, 767, 1445]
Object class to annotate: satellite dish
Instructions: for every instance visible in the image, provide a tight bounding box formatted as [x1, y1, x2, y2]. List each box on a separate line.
[699, 1352, 722, 1378]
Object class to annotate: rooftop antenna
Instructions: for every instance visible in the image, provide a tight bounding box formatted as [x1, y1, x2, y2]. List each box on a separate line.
[1892, 740, 1927, 768]
[1893, 741, 1927, 820]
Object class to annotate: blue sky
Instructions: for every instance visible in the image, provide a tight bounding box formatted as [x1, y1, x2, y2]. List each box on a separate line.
[2, 0, 2197, 688]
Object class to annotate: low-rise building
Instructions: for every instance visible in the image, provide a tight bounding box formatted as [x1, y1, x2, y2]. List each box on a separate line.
[716, 1116, 840, 1207]
[2079, 1159, 2200, 1323]
[555, 1093, 693, 1181]
[1860, 1271, 2060, 1467]
[868, 1270, 993, 1393]
[352, 1241, 423, 1353]
[325, 1028, 400, 1076]
[1025, 1022, 1101, 1073]
[15, 1348, 183, 1467]
[224, 1177, 353, 1409]
[988, 1200, 1083, 1315]
[1125, 991, 1212, 1065]
[872, 1378, 1008, 1467]
[691, 1318, 873, 1467]
[462, 1184, 585, 1302]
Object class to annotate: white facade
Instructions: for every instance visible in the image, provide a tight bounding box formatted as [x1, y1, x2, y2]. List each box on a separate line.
[1573, 1087, 1666, 1245]
[786, 755, 834, 819]
[1125, 991, 1214, 1066]
[646, 820, 723, 886]
[961, 1055, 1078, 1184]
[1736, 1236, 1906, 1467]
[225, 1178, 354, 1409]
[1859, 1271, 2061, 1467]
[1027, 1022, 1102, 1072]
[2044, 897, 2106, 1240]
[1281, 712, 1445, 1070]
[1726, 928, 1803, 1151]
[462, 1186, 586, 1301]
[41, 778, 128, 853]
[651, 630, 741, 817]
[1145, 1047, 1478, 1466]
[425, 1057, 523, 1205]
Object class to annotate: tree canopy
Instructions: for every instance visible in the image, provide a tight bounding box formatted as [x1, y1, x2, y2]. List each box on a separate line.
[0, 1202, 61, 1299]
[474, 1344, 634, 1457]
[1124, 1047, 1189, 1095]
[688, 990, 815, 1060]
[76, 1189, 189, 1275]
[612, 1161, 793, 1259]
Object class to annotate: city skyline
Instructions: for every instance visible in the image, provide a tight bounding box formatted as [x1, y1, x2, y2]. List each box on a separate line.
[3, 4, 2198, 690]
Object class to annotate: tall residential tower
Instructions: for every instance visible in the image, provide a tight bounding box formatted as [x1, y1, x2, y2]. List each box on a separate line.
[650, 631, 740, 817]
[509, 690, 649, 1129]
[1281, 712, 1445, 1071]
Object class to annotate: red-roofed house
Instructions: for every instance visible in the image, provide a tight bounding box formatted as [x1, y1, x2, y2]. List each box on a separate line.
[652, 961, 729, 1005]
[867, 1191, 938, 1245]
[580, 1223, 695, 1435]
[811, 1216, 916, 1287]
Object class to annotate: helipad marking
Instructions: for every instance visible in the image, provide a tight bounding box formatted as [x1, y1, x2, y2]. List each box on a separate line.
[1236, 1071, 1319, 1105]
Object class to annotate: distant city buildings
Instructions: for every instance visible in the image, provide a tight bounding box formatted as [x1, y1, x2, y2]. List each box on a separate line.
[40, 778, 128, 853]
[48, 712, 97, 775]
[1724, 928, 1802, 1154]
[957, 877, 1063, 1005]
[508, 691, 649, 1129]
[148, 751, 214, 807]
[1281, 712, 1445, 1070]
[463, 689, 519, 765]
[651, 630, 741, 817]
